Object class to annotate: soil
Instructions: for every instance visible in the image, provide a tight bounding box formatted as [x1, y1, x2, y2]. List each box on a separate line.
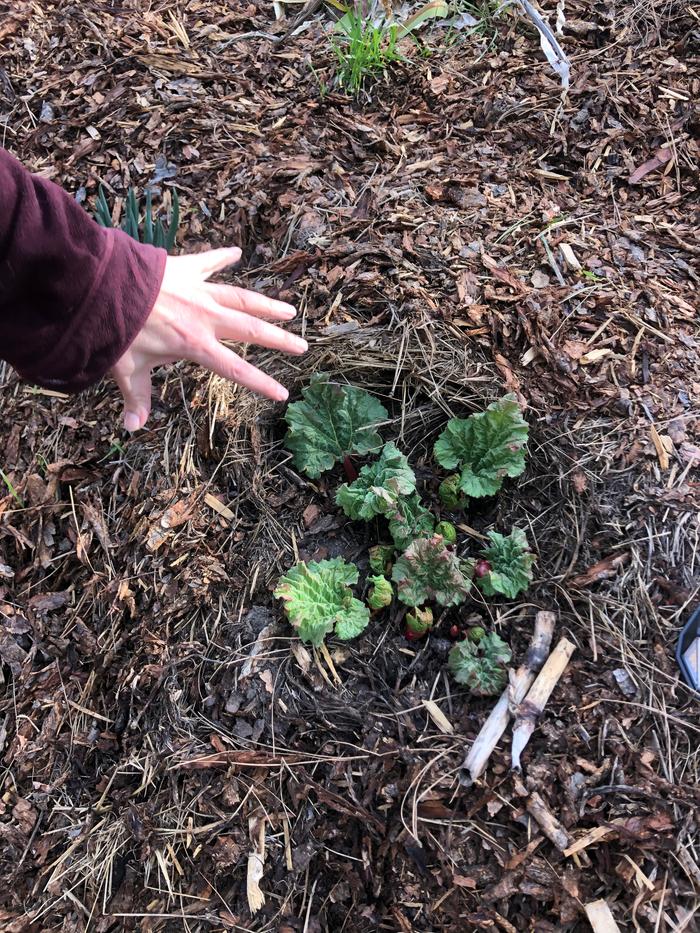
[0, 1, 699, 931]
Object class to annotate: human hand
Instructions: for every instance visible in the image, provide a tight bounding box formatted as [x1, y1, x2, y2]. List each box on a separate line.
[111, 247, 307, 432]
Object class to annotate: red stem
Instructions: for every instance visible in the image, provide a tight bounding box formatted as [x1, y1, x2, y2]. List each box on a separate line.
[343, 455, 358, 482]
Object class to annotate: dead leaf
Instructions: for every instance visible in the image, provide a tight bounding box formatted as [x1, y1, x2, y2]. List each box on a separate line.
[570, 553, 629, 587]
[628, 146, 673, 184]
[531, 270, 550, 289]
[302, 503, 320, 528]
[571, 471, 588, 493]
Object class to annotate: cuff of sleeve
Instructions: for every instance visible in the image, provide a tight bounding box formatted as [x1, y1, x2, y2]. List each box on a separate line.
[18, 228, 166, 394]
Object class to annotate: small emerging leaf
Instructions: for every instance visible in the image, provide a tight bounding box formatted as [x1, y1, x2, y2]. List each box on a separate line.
[367, 574, 393, 610]
[434, 396, 529, 498]
[477, 528, 534, 599]
[406, 606, 433, 637]
[438, 474, 466, 510]
[392, 534, 470, 607]
[388, 492, 435, 550]
[274, 557, 369, 645]
[448, 632, 512, 695]
[369, 544, 394, 575]
[337, 443, 415, 520]
[396, 0, 449, 37]
[284, 374, 388, 478]
[435, 520, 457, 544]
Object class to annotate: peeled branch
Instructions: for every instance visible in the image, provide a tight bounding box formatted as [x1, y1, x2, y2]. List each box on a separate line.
[511, 636, 576, 770]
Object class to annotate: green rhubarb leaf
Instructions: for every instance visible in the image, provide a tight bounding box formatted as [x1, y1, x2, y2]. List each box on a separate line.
[284, 374, 388, 478]
[434, 395, 529, 498]
[448, 632, 512, 696]
[477, 528, 534, 599]
[392, 534, 470, 607]
[387, 492, 435, 551]
[337, 443, 416, 520]
[367, 574, 393, 610]
[274, 557, 369, 646]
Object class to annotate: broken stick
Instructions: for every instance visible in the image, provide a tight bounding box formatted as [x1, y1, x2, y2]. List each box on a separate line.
[511, 636, 576, 770]
[461, 611, 556, 785]
[525, 790, 571, 852]
[584, 899, 622, 933]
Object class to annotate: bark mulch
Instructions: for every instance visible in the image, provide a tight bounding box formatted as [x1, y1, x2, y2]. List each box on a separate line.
[0, 1, 698, 930]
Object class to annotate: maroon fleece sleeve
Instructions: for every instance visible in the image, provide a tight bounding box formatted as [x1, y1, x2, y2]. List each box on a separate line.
[0, 147, 166, 392]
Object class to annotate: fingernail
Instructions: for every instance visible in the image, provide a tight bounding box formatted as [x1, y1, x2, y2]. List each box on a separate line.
[282, 304, 297, 316]
[297, 339, 308, 352]
[124, 412, 140, 432]
[276, 387, 289, 402]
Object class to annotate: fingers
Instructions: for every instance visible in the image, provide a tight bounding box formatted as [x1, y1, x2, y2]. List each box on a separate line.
[177, 246, 242, 279]
[204, 282, 297, 321]
[112, 362, 153, 431]
[196, 340, 289, 402]
[207, 307, 307, 355]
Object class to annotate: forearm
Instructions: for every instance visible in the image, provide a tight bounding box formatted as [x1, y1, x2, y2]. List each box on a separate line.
[0, 147, 166, 392]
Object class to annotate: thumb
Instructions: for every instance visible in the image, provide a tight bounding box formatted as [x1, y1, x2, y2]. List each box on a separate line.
[113, 362, 153, 432]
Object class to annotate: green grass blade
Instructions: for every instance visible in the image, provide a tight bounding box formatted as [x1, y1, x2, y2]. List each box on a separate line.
[94, 185, 113, 227]
[165, 188, 179, 252]
[0, 467, 24, 507]
[125, 188, 140, 241]
[143, 189, 154, 244]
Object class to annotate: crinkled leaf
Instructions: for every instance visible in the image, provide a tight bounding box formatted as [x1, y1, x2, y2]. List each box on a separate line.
[439, 474, 467, 510]
[435, 520, 456, 544]
[284, 374, 388, 478]
[448, 633, 512, 695]
[367, 574, 393, 610]
[392, 534, 470, 607]
[337, 443, 415, 520]
[434, 396, 529, 498]
[274, 557, 369, 645]
[369, 544, 394, 575]
[334, 599, 372, 640]
[388, 492, 435, 550]
[477, 528, 534, 599]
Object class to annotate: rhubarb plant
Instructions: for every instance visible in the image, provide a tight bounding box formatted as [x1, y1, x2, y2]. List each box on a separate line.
[387, 492, 435, 550]
[448, 632, 512, 695]
[337, 443, 415, 520]
[406, 606, 433, 639]
[475, 528, 534, 599]
[392, 534, 471, 607]
[274, 557, 370, 645]
[367, 574, 393, 610]
[284, 374, 388, 478]
[434, 395, 529, 498]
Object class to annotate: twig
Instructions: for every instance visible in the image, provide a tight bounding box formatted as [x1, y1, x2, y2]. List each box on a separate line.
[511, 637, 575, 770]
[461, 612, 556, 785]
[525, 790, 571, 851]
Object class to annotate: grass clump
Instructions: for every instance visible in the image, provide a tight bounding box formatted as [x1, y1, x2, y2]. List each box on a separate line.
[332, 12, 403, 93]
